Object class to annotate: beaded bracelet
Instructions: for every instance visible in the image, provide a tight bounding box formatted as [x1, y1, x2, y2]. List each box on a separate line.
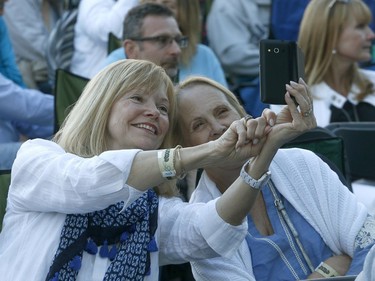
[175, 145, 186, 179]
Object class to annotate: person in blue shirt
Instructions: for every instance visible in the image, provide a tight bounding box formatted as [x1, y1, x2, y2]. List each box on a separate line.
[175, 75, 375, 281]
[102, 2, 227, 87]
[0, 73, 54, 169]
[0, 15, 24, 87]
[0, 3, 53, 170]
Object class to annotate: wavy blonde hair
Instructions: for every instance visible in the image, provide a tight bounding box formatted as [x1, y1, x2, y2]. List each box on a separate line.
[53, 59, 178, 197]
[298, 0, 374, 100]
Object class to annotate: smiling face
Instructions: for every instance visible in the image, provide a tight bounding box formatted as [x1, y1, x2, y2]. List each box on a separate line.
[336, 16, 375, 63]
[107, 85, 170, 150]
[178, 84, 241, 147]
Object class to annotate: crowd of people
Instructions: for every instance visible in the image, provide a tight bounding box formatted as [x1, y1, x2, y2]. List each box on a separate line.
[0, 0, 375, 280]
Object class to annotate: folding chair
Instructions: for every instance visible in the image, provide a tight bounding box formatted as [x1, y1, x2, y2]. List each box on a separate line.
[54, 69, 89, 133]
[0, 170, 11, 232]
[107, 32, 122, 55]
[282, 127, 351, 190]
[326, 122, 375, 182]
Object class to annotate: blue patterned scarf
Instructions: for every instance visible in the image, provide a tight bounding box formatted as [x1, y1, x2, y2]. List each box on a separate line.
[46, 189, 159, 281]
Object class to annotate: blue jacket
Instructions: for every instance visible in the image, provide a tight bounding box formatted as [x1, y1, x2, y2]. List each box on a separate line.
[0, 73, 54, 142]
[0, 16, 24, 87]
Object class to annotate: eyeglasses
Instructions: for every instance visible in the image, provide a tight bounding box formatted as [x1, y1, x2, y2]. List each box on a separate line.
[328, 0, 350, 11]
[129, 35, 189, 49]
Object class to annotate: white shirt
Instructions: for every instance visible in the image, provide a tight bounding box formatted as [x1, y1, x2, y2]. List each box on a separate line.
[70, 0, 139, 78]
[270, 69, 375, 127]
[0, 139, 246, 281]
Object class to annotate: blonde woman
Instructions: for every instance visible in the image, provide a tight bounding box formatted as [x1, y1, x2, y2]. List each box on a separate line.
[298, 0, 375, 126]
[175, 76, 375, 280]
[0, 59, 281, 281]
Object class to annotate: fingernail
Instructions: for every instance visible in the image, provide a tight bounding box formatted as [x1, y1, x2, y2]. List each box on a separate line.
[252, 138, 259, 145]
[290, 81, 298, 86]
[269, 119, 275, 126]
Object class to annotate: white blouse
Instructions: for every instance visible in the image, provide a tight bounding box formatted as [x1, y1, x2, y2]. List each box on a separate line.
[271, 69, 375, 127]
[0, 139, 246, 281]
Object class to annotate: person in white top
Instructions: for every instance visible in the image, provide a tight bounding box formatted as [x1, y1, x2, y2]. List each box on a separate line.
[174, 76, 375, 280]
[70, 0, 139, 78]
[3, 0, 62, 92]
[0, 59, 315, 281]
[297, 0, 375, 127]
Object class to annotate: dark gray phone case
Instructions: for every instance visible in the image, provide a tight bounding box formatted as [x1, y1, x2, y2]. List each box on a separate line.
[260, 39, 305, 105]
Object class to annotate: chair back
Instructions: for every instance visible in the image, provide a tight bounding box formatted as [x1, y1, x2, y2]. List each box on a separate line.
[0, 170, 11, 232]
[54, 69, 89, 132]
[282, 127, 351, 190]
[326, 122, 375, 181]
[107, 32, 122, 55]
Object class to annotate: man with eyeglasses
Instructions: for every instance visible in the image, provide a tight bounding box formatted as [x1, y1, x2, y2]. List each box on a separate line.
[102, 3, 227, 86]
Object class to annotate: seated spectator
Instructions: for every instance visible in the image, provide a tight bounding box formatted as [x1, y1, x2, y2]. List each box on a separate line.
[293, 0, 375, 127]
[104, 2, 227, 86]
[0, 15, 24, 87]
[0, 59, 291, 280]
[3, 0, 62, 93]
[70, 0, 138, 78]
[0, 3, 53, 170]
[206, 0, 270, 116]
[0, 73, 54, 169]
[174, 76, 375, 280]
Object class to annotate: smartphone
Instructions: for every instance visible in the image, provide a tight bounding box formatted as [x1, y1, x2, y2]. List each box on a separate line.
[259, 39, 305, 105]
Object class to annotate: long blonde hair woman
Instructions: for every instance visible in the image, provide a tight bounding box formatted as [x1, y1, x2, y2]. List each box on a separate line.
[297, 0, 375, 126]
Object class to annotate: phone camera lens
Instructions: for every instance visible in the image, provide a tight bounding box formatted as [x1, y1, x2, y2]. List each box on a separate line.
[274, 48, 280, 53]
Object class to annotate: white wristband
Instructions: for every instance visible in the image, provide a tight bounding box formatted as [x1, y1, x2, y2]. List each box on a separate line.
[315, 262, 340, 278]
[157, 149, 176, 180]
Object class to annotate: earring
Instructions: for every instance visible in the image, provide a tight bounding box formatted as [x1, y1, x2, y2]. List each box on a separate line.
[332, 49, 337, 55]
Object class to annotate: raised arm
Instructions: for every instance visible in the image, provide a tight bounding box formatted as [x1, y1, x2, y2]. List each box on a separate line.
[215, 78, 316, 225]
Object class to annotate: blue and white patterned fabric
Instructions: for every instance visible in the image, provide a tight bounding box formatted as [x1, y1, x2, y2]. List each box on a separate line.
[46, 189, 159, 281]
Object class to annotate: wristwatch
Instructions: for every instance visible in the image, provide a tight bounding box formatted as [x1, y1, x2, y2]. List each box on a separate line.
[240, 160, 271, 189]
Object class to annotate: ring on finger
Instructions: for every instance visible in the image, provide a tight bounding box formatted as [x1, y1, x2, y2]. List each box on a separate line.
[302, 107, 313, 117]
[243, 114, 253, 125]
[244, 114, 253, 121]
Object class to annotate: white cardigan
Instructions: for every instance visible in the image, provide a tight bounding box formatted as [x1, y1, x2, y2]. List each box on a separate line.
[190, 148, 370, 281]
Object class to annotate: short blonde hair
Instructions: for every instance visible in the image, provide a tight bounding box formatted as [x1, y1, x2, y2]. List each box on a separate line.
[173, 76, 246, 145]
[298, 0, 374, 100]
